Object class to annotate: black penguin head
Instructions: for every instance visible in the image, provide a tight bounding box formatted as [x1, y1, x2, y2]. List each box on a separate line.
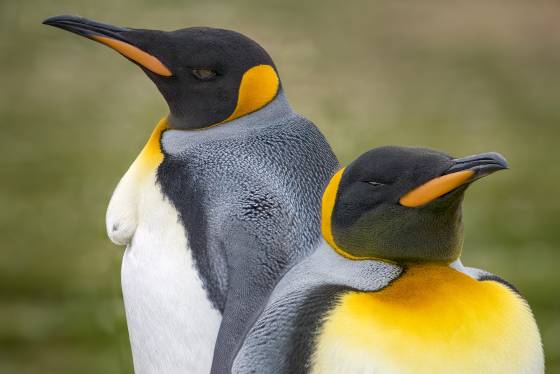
[43, 15, 280, 129]
[322, 146, 508, 264]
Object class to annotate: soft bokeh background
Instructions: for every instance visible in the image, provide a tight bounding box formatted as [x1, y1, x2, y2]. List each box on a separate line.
[1, 0, 559, 372]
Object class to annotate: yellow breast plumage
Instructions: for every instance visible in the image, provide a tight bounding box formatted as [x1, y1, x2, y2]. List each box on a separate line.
[311, 264, 543, 374]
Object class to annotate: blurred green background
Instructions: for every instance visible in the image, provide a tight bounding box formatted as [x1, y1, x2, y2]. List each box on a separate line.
[1, 0, 559, 373]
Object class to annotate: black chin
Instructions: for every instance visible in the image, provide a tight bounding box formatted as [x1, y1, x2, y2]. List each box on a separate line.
[432, 184, 468, 208]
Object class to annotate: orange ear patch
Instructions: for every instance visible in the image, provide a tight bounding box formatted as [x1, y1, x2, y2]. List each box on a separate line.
[92, 35, 172, 77]
[400, 170, 474, 207]
[320, 168, 393, 262]
[321, 168, 346, 253]
[223, 64, 279, 122]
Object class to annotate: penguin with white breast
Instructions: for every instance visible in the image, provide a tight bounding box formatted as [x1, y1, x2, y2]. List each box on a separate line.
[234, 146, 544, 374]
[43, 15, 338, 374]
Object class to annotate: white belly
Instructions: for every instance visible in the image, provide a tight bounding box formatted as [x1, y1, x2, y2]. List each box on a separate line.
[109, 169, 222, 374]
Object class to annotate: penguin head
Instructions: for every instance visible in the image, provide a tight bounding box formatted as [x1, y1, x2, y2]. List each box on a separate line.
[322, 146, 508, 264]
[43, 15, 280, 129]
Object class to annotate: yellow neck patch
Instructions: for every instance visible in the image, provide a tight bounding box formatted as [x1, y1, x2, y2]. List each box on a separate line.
[134, 116, 167, 173]
[312, 264, 542, 374]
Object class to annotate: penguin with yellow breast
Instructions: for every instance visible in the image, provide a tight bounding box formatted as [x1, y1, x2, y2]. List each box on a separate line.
[43, 15, 338, 374]
[234, 146, 544, 374]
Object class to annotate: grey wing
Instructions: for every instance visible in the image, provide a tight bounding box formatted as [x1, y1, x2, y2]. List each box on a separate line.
[208, 182, 303, 374]
[234, 284, 351, 374]
[233, 242, 402, 374]
[209, 181, 333, 372]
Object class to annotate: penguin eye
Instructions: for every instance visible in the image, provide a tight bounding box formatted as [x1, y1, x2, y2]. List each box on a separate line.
[191, 68, 217, 80]
[366, 181, 384, 188]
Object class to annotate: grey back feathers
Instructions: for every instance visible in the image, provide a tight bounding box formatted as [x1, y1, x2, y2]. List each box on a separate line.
[233, 240, 402, 373]
[158, 92, 339, 372]
[234, 246, 525, 374]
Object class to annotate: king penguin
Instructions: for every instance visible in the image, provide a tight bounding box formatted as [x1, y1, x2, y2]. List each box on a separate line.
[234, 146, 544, 374]
[43, 15, 338, 374]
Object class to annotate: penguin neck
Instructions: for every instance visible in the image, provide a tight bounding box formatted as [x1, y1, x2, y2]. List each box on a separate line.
[160, 91, 295, 156]
[133, 116, 168, 173]
[323, 235, 463, 267]
[325, 216, 464, 264]
[166, 89, 292, 132]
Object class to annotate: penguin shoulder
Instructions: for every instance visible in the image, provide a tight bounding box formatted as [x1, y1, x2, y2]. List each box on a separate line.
[233, 241, 401, 373]
[461, 264, 523, 296]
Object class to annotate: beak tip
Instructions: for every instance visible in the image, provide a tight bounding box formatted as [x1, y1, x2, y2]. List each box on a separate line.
[488, 152, 509, 170]
[41, 14, 130, 38]
[42, 14, 70, 26]
[448, 151, 509, 176]
[42, 16, 55, 26]
[42, 16, 172, 77]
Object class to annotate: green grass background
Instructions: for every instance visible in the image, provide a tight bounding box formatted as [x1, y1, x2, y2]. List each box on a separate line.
[1, 0, 559, 372]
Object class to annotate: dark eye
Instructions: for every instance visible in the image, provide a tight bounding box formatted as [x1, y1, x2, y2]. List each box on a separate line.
[191, 68, 217, 80]
[366, 181, 384, 188]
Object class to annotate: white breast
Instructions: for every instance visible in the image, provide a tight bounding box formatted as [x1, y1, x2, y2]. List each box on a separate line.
[107, 168, 222, 374]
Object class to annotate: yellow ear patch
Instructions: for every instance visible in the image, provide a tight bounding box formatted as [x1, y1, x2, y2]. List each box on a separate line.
[223, 64, 279, 122]
[321, 168, 394, 262]
[321, 168, 345, 253]
[321, 168, 361, 260]
[91, 35, 173, 77]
